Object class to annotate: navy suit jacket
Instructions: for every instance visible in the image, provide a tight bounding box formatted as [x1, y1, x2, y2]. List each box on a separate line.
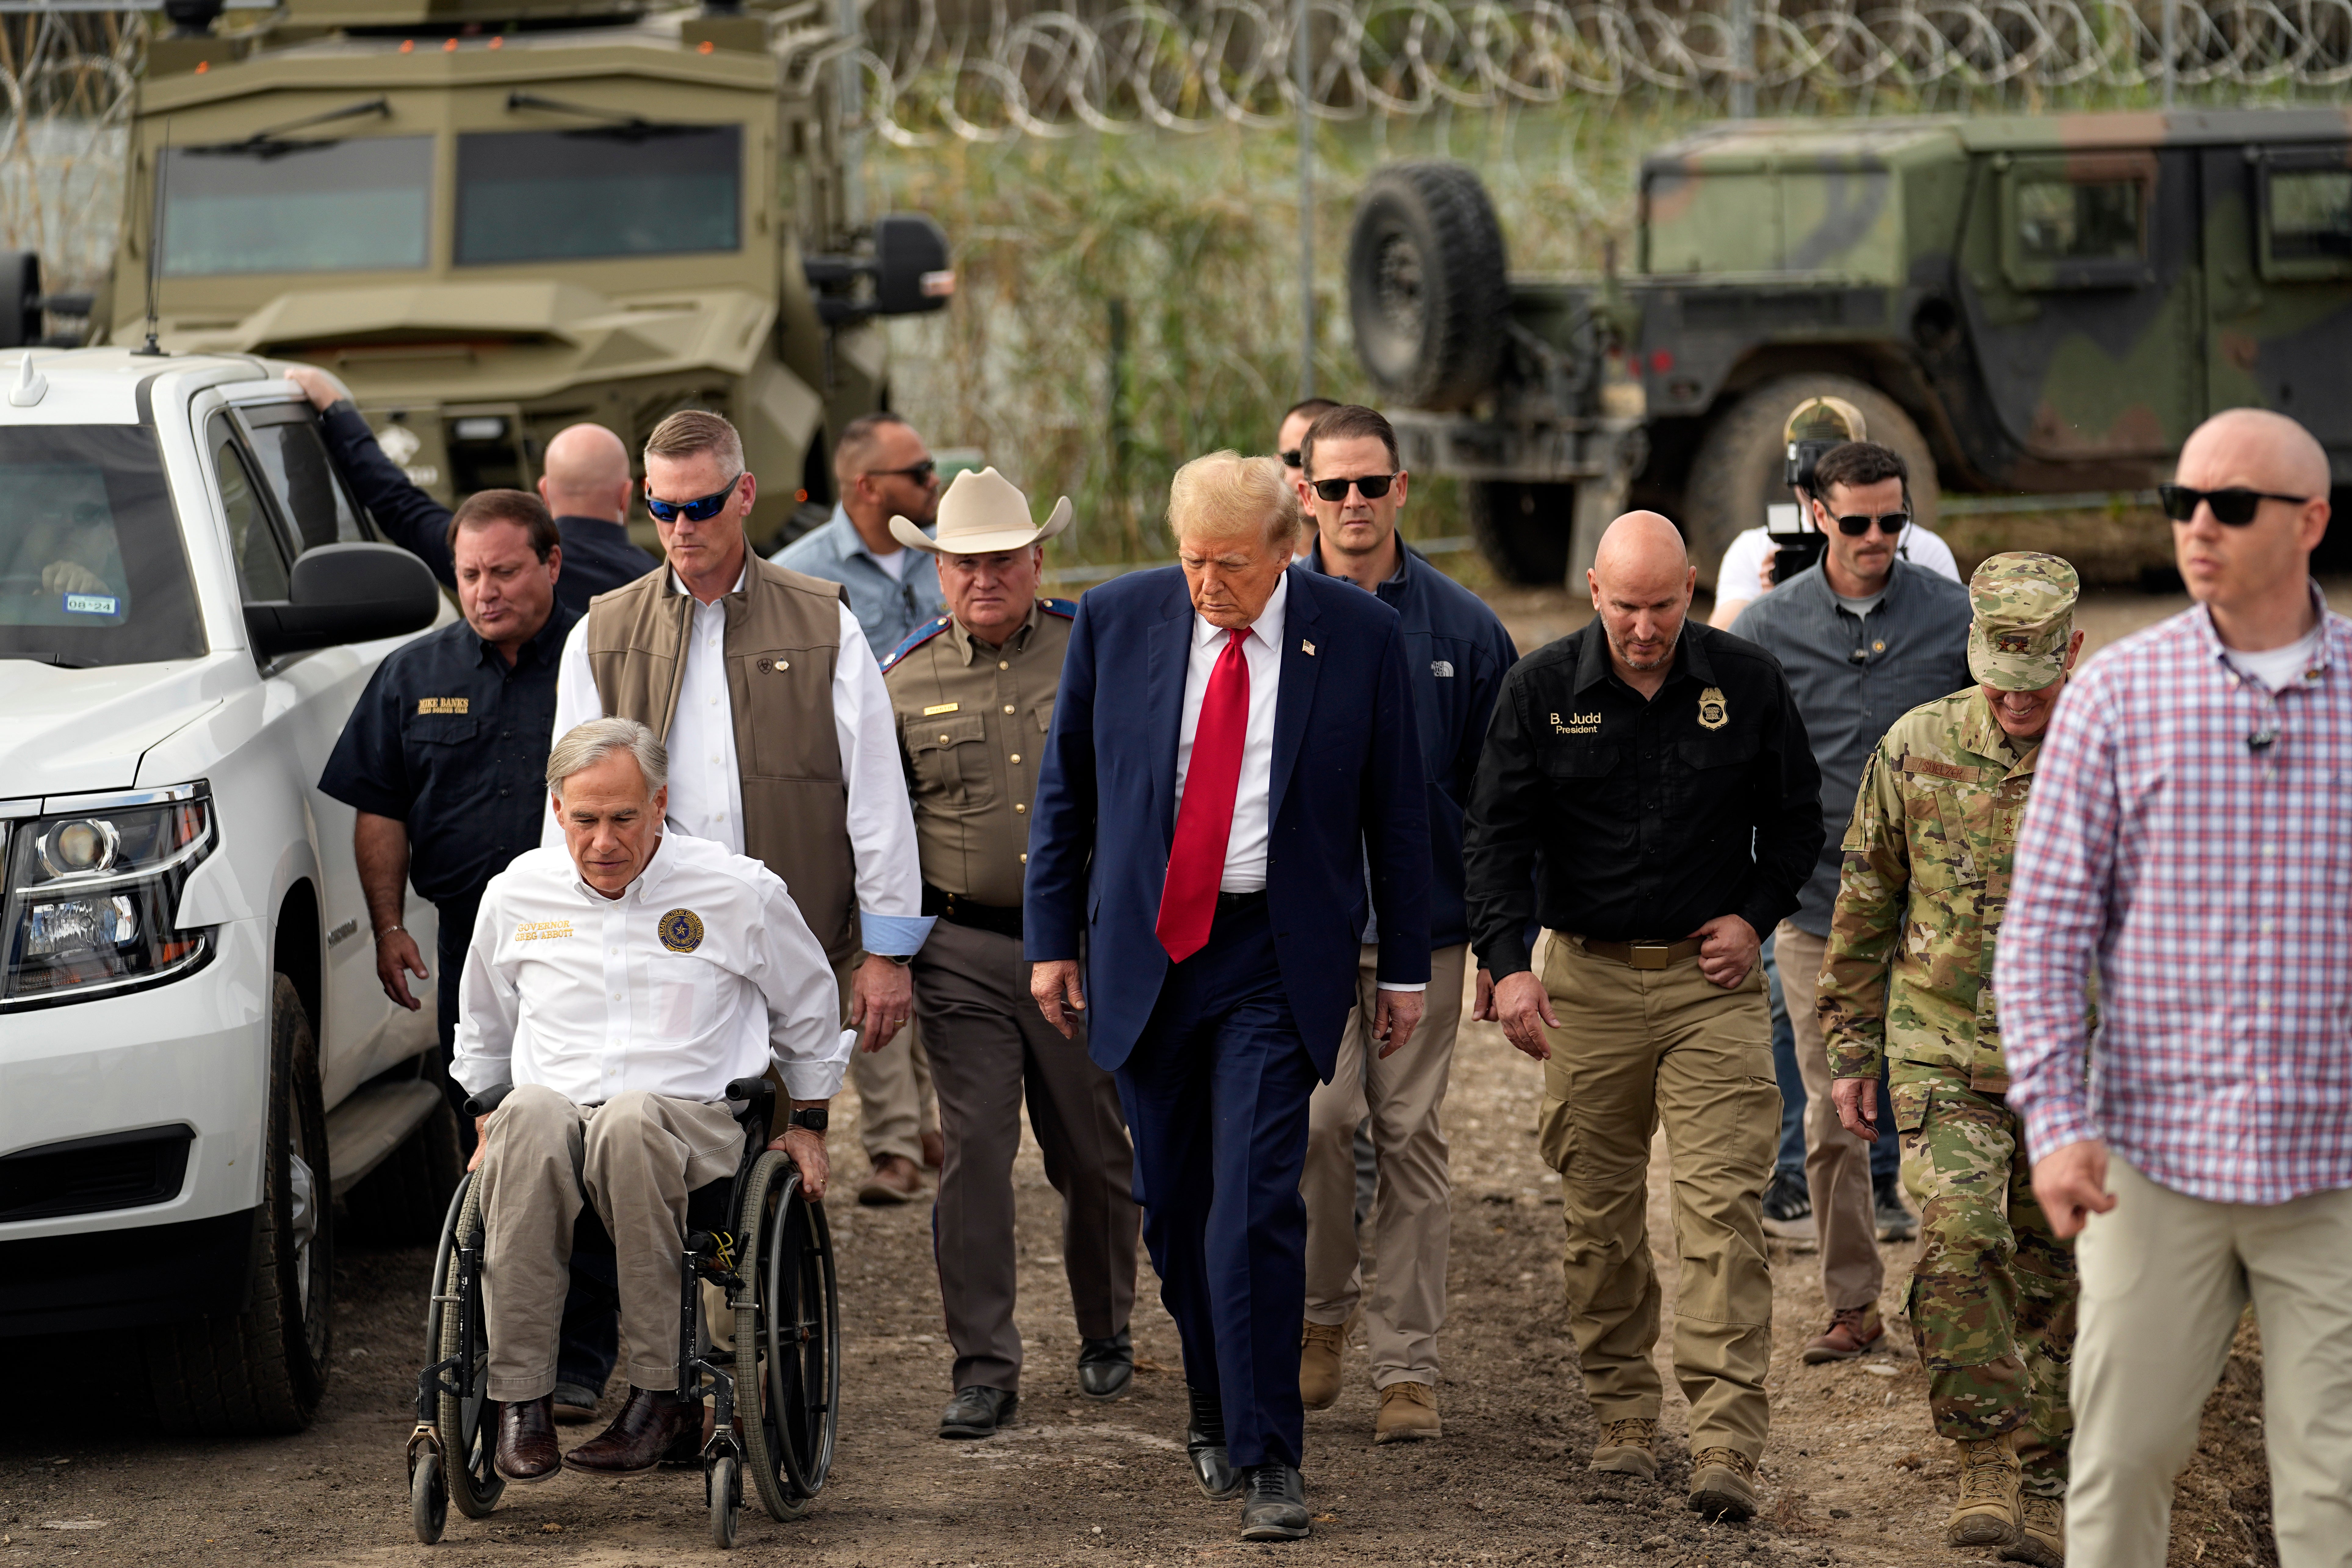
[1024, 565, 1432, 1080]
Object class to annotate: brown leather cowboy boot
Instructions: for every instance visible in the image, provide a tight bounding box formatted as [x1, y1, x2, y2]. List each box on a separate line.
[561, 1386, 703, 1477]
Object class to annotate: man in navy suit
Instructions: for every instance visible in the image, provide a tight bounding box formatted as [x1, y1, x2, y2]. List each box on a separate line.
[1026, 452, 1431, 1542]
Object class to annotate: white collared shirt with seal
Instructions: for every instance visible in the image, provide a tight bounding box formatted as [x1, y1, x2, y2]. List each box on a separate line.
[453, 833, 851, 1105]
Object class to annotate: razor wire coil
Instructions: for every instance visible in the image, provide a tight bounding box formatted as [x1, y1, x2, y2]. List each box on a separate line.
[853, 0, 2352, 145]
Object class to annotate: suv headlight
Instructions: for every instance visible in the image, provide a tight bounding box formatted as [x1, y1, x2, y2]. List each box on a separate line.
[2, 783, 215, 1006]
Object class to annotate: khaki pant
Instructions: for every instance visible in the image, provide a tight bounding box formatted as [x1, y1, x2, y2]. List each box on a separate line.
[1303, 943, 1469, 1388]
[1775, 921, 1883, 1313]
[475, 1086, 744, 1402]
[1535, 932, 1779, 1462]
[914, 918, 1140, 1392]
[841, 955, 938, 1168]
[2072, 1159, 2352, 1568]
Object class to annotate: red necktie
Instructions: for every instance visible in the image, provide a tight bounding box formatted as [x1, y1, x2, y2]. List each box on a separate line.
[1156, 628, 1250, 963]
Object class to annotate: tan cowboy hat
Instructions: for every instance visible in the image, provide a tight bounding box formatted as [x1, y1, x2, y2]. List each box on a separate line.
[890, 466, 1072, 554]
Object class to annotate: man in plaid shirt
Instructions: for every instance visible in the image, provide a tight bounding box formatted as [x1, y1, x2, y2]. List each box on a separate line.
[1998, 407, 2351, 1568]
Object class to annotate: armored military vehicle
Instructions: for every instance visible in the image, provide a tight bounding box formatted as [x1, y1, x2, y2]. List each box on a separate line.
[1349, 109, 2352, 586]
[80, 0, 949, 550]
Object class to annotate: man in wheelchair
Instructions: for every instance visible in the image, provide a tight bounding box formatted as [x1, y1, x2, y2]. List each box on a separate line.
[451, 716, 844, 1486]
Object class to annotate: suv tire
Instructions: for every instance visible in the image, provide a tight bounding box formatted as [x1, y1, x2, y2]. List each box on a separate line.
[1466, 480, 1576, 586]
[343, 1095, 461, 1247]
[1683, 373, 1938, 593]
[1348, 162, 1509, 410]
[147, 973, 334, 1435]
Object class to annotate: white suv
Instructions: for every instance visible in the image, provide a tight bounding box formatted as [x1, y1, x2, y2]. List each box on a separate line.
[0, 348, 449, 1432]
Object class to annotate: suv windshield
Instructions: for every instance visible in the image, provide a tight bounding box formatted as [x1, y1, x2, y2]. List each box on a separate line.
[0, 426, 205, 668]
[163, 136, 432, 276]
[455, 124, 741, 265]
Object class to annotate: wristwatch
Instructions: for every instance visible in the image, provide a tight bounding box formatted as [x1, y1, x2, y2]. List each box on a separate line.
[878, 951, 912, 966]
[788, 1108, 829, 1134]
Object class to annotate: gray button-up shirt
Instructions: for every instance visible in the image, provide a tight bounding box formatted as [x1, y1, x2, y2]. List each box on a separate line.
[1730, 557, 1972, 936]
[770, 506, 944, 663]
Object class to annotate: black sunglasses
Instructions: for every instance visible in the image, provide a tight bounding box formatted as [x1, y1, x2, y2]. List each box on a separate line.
[644, 472, 743, 524]
[1279, 448, 1304, 469]
[2158, 484, 2312, 527]
[1834, 510, 1909, 537]
[867, 458, 938, 485]
[1309, 473, 1397, 502]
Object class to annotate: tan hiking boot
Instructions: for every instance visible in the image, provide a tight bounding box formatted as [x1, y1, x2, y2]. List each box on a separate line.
[1801, 1303, 1885, 1363]
[1374, 1381, 1441, 1443]
[1299, 1318, 1347, 1410]
[2003, 1495, 2065, 1567]
[1946, 1437, 2023, 1549]
[1687, 1447, 1758, 1522]
[1589, 1416, 1658, 1479]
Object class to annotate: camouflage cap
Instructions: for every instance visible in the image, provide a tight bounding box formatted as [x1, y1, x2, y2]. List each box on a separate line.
[1783, 395, 1868, 446]
[1967, 551, 2081, 691]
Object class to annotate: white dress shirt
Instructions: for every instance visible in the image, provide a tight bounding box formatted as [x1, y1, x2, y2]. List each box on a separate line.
[453, 834, 852, 1104]
[1174, 571, 1286, 894]
[547, 564, 934, 956]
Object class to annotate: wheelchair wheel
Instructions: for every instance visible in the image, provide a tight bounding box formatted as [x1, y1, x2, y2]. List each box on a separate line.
[426, 1173, 504, 1521]
[707, 1453, 741, 1548]
[734, 1151, 841, 1521]
[410, 1448, 446, 1544]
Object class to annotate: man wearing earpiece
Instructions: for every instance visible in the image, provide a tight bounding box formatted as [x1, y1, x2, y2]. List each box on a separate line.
[1731, 439, 1972, 1365]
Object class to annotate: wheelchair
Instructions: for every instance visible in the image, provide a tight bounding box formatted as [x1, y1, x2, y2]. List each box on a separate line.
[406, 1076, 841, 1548]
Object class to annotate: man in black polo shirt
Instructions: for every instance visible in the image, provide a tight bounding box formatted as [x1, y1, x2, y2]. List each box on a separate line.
[319, 488, 618, 1422]
[1465, 511, 1821, 1523]
[286, 366, 657, 612]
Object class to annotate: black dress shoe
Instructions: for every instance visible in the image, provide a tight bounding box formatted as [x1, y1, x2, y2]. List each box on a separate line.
[1239, 1464, 1311, 1541]
[1186, 1384, 1242, 1501]
[939, 1385, 1017, 1439]
[1078, 1328, 1134, 1399]
[496, 1395, 562, 1484]
[561, 1386, 701, 1477]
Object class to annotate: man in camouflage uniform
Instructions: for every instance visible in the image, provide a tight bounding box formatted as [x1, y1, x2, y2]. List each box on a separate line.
[1817, 552, 2084, 1568]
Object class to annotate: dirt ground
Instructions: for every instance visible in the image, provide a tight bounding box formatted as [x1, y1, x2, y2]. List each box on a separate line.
[1, 581, 2280, 1567]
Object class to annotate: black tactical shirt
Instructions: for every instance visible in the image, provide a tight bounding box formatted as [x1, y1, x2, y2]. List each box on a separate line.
[319, 604, 578, 906]
[1463, 618, 1824, 977]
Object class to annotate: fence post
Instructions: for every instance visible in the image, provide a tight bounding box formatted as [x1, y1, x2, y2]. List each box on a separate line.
[1729, 0, 1755, 118]
[1296, 0, 1315, 402]
[2161, 0, 2176, 107]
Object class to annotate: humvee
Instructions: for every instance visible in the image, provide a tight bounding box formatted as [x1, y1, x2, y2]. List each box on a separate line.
[1348, 109, 2352, 586]
[77, 0, 950, 550]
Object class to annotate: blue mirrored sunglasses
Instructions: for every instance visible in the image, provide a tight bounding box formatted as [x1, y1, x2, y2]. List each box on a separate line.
[645, 472, 743, 524]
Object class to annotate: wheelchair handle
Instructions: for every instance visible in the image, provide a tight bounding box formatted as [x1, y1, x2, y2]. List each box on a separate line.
[461, 1084, 512, 1118]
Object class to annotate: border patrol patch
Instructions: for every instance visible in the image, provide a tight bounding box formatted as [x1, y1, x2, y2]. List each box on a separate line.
[1697, 687, 1729, 731]
[658, 908, 705, 953]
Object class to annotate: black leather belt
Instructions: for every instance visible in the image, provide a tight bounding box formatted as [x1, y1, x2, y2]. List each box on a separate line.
[922, 882, 1022, 939]
[1215, 889, 1268, 917]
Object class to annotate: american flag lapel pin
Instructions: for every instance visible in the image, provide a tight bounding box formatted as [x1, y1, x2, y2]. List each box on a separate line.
[1302, 640, 1316, 656]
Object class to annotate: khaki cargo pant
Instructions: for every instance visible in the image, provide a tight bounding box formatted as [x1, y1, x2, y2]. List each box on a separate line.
[1303, 943, 1470, 1389]
[1775, 921, 1883, 1314]
[846, 959, 939, 1169]
[475, 1085, 744, 1402]
[1534, 932, 1779, 1462]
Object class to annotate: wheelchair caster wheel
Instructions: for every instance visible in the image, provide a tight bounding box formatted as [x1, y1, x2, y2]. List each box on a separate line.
[707, 1454, 741, 1548]
[411, 1449, 447, 1544]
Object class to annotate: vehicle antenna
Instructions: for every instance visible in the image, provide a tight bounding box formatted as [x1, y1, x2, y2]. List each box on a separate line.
[133, 117, 172, 357]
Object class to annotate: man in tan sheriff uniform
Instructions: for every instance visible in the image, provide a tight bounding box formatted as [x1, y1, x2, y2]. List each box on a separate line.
[1818, 552, 2087, 1568]
[878, 468, 1142, 1441]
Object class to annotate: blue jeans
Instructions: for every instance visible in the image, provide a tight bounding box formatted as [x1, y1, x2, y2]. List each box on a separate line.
[1762, 935, 1804, 1179]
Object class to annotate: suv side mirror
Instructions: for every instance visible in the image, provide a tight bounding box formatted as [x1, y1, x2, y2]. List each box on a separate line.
[243, 542, 441, 659]
[873, 214, 954, 317]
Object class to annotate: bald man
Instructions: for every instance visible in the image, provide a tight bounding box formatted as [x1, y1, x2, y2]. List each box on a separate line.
[288, 367, 657, 616]
[1465, 512, 1823, 1522]
[1999, 408, 2352, 1568]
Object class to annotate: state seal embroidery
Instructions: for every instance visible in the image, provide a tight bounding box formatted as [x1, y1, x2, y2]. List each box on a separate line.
[659, 908, 705, 953]
[1697, 687, 1729, 731]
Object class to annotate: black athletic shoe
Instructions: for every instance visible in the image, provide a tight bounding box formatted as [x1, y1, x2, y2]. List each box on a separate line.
[1762, 1168, 1812, 1223]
